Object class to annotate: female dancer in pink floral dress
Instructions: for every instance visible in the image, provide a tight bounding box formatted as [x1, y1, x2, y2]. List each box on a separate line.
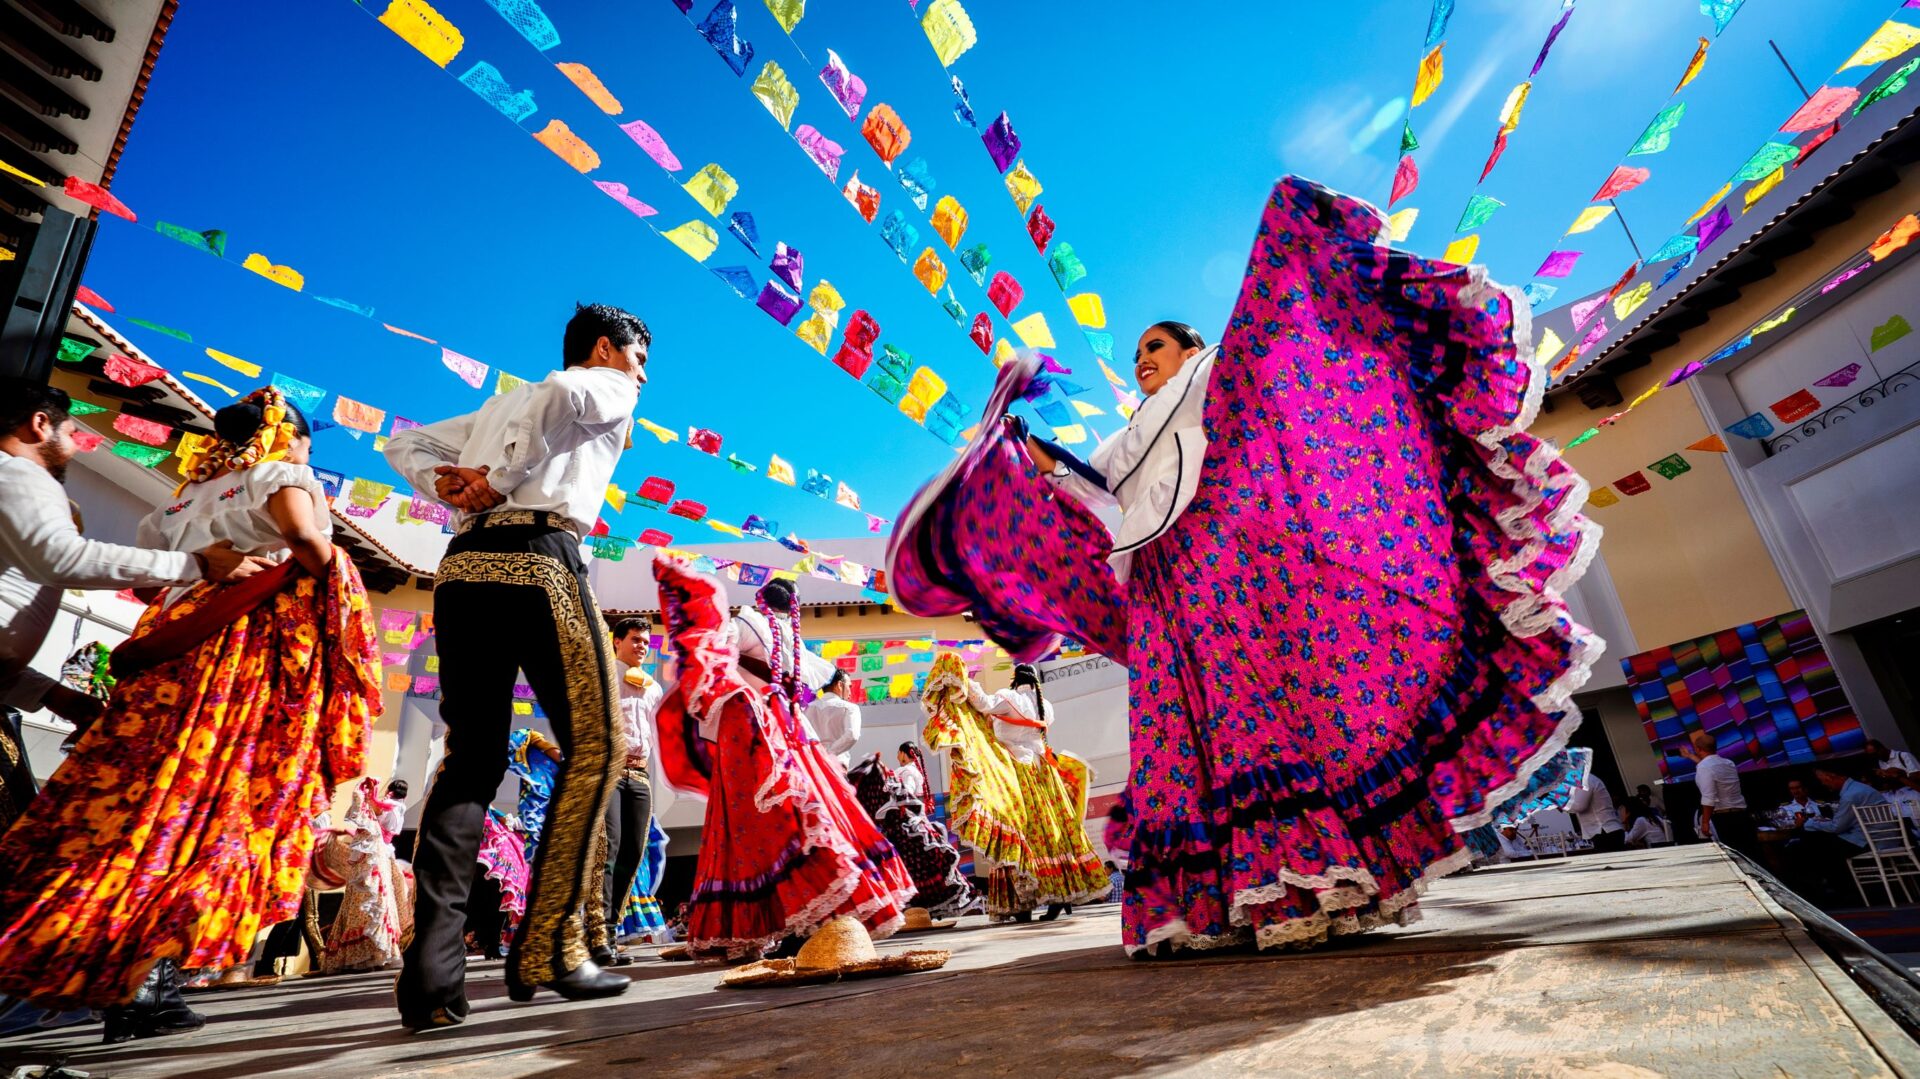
[890, 177, 1600, 954]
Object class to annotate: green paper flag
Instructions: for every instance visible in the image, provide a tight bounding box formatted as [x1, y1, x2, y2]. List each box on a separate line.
[126, 318, 191, 342]
[1733, 142, 1798, 182]
[1456, 194, 1504, 232]
[1871, 314, 1911, 352]
[56, 337, 97, 364]
[1857, 57, 1920, 116]
[155, 222, 227, 257]
[1628, 103, 1686, 156]
[1648, 453, 1692, 480]
[1565, 427, 1600, 449]
[1400, 121, 1419, 154]
[112, 441, 170, 467]
[726, 452, 758, 474]
[67, 399, 107, 416]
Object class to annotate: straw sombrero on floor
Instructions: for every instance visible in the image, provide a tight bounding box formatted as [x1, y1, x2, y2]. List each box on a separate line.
[894, 907, 957, 934]
[720, 916, 950, 989]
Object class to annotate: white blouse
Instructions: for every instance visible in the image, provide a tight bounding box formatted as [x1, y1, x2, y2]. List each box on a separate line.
[967, 683, 1053, 765]
[135, 461, 330, 605]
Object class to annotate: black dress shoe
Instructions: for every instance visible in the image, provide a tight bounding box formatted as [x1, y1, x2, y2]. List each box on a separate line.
[506, 960, 630, 1003]
[103, 958, 206, 1044]
[399, 1006, 466, 1033]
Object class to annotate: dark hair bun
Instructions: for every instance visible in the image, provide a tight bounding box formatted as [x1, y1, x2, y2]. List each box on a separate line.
[211, 397, 310, 443]
[760, 578, 797, 612]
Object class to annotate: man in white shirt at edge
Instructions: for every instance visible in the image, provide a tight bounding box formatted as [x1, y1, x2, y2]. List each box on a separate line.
[807, 669, 863, 772]
[1867, 739, 1920, 779]
[386, 304, 646, 1030]
[1682, 729, 1758, 858]
[603, 617, 660, 961]
[1566, 772, 1626, 853]
[0, 383, 263, 761]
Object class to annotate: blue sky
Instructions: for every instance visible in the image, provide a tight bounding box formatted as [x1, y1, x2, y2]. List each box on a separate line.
[82, 0, 1903, 545]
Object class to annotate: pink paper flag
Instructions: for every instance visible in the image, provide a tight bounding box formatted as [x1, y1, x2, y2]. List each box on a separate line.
[441, 348, 488, 388]
[1591, 165, 1650, 201]
[1389, 154, 1418, 206]
[619, 119, 682, 172]
[1578, 317, 1610, 349]
[593, 180, 658, 218]
[1781, 87, 1860, 133]
[70, 428, 106, 452]
[1571, 294, 1608, 331]
[103, 353, 165, 387]
[1536, 251, 1581, 278]
[385, 324, 437, 344]
[112, 412, 171, 446]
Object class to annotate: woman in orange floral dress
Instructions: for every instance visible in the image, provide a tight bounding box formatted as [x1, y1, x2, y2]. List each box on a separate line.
[0, 388, 381, 1042]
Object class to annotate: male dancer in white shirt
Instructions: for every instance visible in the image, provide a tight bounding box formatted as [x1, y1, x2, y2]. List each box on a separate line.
[602, 617, 660, 961]
[386, 304, 646, 1030]
[806, 670, 862, 771]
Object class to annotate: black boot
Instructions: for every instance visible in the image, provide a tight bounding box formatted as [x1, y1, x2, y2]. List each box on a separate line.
[590, 929, 633, 968]
[1038, 904, 1064, 922]
[504, 959, 629, 1003]
[103, 959, 205, 1044]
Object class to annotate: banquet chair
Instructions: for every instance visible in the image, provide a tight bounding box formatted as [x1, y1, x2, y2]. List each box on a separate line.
[1848, 803, 1920, 907]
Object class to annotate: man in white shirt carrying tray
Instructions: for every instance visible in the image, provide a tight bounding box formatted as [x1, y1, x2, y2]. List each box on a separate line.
[386, 305, 647, 1031]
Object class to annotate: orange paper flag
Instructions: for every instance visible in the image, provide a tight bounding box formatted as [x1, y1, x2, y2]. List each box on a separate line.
[533, 119, 601, 173]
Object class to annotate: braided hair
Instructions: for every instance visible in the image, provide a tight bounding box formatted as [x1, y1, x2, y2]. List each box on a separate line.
[1011, 663, 1045, 725]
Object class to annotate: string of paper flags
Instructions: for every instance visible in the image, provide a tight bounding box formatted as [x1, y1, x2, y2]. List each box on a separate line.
[1377, 0, 1461, 243]
[1539, 2, 1920, 384]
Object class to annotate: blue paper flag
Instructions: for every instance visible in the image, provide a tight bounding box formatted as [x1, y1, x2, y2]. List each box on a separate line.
[729, 211, 760, 256]
[1649, 233, 1699, 263]
[1699, 0, 1744, 36]
[485, 0, 560, 49]
[1657, 251, 1697, 288]
[697, 0, 754, 75]
[1521, 283, 1558, 309]
[1083, 330, 1115, 362]
[1035, 400, 1072, 426]
[1725, 412, 1775, 440]
[270, 372, 326, 417]
[950, 75, 976, 128]
[897, 157, 936, 211]
[879, 211, 920, 260]
[313, 295, 375, 318]
[712, 266, 755, 298]
[1424, 0, 1454, 48]
[459, 61, 538, 122]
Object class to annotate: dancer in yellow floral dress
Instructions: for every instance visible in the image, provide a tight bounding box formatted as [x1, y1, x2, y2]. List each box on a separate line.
[0, 388, 380, 1040]
[921, 654, 1107, 920]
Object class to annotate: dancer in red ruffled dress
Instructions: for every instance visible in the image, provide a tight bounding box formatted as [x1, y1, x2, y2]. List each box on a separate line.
[652, 558, 914, 959]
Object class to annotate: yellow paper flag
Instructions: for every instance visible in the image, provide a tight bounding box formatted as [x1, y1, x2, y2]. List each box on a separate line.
[1412, 44, 1444, 107]
[1675, 37, 1710, 92]
[242, 253, 303, 291]
[707, 519, 745, 538]
[993, 339, 1017, 368]
[556, 62, 623, 114]
[1067, 293, 1106, 329]
[912, 247, 947, 293]
[899, 394, 930, 423]
[635, 417, 678, 444]
[0, 158, 46, 186]
[1744, 166, 1785, 210]
[820, 641, 853, 660]
[768, 454, 796, 485]
[1626, 382, 1662, 409]
[1011, 312, 1054, 348]
[426, 655, 440, 673]
[751, 61, 799, 129]
[1687, 184, 1730, 225]
[1613, 282, 1653, 321]
[1535, 327, 1566, 367]
[907, 366, 947, 407]
[1051, 424, 1088, 445]
[1442, 235, 1479, 264]
[1071, 400, 1105, 418]
[662, 220, 719, 262]
[205, 348, 262, 378]
[795, 311, 833, 354]
[1383, 207, 1418, 243]
[380, 0, 464, 68]
[513, 700, 533, 716]
[605, 485, 626, 512]
[1587, 487, 1620, 508]
[1566, 205, 1614, 234]
[931, 195, 968, 249]
[182, 371, 237, 396]
[1753, 307, 1796, 336]
[920, 0, 977, 66]
[1497, 81, 1531, 135]
[533, 119, 600, 173]
[1841, 21, 1920, 70]
[764, 0, 805, 32]
[807, 280, 845, 317]
[1098, 358, 1128, 386]
[1004, 162, 1042, 215]
[682, 163, 739, 217]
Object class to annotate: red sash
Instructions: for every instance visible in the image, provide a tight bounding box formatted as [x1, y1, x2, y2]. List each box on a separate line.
[110, 559, 302, 678]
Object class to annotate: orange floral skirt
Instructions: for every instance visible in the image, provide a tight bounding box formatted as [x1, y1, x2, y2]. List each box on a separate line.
[0, 550, 379, 1008]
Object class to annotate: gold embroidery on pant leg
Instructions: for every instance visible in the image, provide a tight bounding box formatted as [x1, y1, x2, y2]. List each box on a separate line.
[438, 552, 622, 982]
[583, 816, 611, 949]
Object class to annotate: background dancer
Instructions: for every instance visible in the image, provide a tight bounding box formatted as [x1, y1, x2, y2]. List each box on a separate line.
[604, 617, 661, 965]
[387, 303, 647, 1028]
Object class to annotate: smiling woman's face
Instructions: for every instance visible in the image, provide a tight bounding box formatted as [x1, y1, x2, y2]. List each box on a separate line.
[1134, 326, 1201, 396]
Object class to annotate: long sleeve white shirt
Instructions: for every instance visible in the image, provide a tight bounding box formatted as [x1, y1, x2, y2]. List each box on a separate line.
[1693, 754, 1746, 811]
[806, 691, 862, 769]
[1565, 774, 1624, 835]
[616, 661, 661, 770]
[383, 365, 637, 537]
[1623, 817, 1665, 847]
[0, 449, 201, 708]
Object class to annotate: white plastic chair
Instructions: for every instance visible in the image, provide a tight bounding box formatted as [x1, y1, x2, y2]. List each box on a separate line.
[1847, 803, 1920, 906]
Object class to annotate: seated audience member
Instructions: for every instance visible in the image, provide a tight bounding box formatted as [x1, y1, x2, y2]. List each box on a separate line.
[1867, 739, 1920, 779]
[1784, 761, 1890, 901]
[1496, 825, 1532, 862]
[1567, 773, 1626, 853]
[1634, 784, 1665, 820]
[1780, 779, 1822, 824]
[1620, 799, 1666, 848]
[1874, 772, 1920, 820]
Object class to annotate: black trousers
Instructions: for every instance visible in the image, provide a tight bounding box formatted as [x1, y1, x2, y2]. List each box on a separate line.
[1708, 809, 1761, 861]
[397, 520, 623, 1015]
[1588, 829, 1627, 853]
[603, 771, 653, 943]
